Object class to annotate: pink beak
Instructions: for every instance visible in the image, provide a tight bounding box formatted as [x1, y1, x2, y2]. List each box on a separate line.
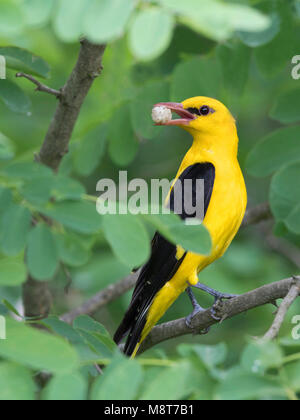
[154, 102, 196, 126]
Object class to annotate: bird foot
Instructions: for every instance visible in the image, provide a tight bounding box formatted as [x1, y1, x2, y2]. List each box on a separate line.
[210, 293, 237, 322]
[185, 304, 205, 329]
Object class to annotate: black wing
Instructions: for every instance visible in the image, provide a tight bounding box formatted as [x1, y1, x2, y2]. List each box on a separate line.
[114, 163, 215, 356]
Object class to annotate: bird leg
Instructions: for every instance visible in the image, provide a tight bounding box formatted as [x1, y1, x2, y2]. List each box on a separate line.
[192, 282, 238, 321]
[192, 282, 238, 300]
[185, 287, 206, 328]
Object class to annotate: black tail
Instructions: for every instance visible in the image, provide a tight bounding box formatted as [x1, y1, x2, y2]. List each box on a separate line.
[113, 265, 153, 356]
[114, 233, 186, 357]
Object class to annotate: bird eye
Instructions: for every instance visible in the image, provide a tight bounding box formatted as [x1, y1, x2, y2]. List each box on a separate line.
[200, 106, 210, 116]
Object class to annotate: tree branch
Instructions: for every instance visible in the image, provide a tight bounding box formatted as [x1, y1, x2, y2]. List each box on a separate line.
[140, 276, 300, 354]
[22, 40, 106, 319]
[263, 276, 300, 341]
[16, 72, 62, 98]
[60, 272, 139, 324]
[38, 39, 106, 171]
[265, 233, 300, 269]
[242, 202, 272, 228]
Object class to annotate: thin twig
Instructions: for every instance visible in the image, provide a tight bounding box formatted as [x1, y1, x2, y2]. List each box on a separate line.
[266, 234, 300, 269]
[263, 276, 300, 341]
[60, 272, 139, 324]
[242, 202, 272, 228]
[16, 72, 62, 98]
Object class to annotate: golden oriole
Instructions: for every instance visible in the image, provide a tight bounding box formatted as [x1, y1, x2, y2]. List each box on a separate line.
[114, 97, 247, 358]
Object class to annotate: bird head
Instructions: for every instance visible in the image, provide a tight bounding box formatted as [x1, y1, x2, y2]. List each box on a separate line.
[154, 97, 236, 138]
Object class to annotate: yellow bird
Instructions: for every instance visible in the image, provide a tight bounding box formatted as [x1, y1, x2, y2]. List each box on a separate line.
[114, 97, 247, 357]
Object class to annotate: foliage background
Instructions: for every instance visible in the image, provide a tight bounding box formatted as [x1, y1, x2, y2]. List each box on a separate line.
[0, 0, 300, 400]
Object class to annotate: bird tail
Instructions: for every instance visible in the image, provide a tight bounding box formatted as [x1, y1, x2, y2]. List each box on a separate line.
[113, 299, 151, 358]
[131, 343, 141, 359]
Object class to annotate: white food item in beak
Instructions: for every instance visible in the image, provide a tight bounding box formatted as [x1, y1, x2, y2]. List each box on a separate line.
[152, 106, 172, 124]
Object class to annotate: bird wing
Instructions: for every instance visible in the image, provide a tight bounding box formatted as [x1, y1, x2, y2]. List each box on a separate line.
[114, 163, 215, 354]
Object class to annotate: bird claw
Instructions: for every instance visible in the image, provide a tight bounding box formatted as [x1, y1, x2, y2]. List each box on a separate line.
[210, 293, 237, 322]
[210, 305, 222, 321]
[214, 292, 238, 301]
[185, 304, 205, 329]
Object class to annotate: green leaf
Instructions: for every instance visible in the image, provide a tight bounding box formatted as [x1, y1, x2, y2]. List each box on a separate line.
[215, 369, 284, 400]
[129, 9, 175, 61]
[270, 161, 300, 221]
[270, 88, 300, 124]
[43, 373, 88, 401]
[42, 317, 84, 344]
[102, 214, 150, 268]
[75, 329, 113, 358]
[246, 126, 300, 177]
[108, 105, 138, 167]
[0, 79, 31, 114]
[158, 0, 270, 42]
[0, 363, 36, 401]
[2, 299, 22, 318]
[21, 0, 54, 28]
[39, 201, 102, 234]
[0, 1, 24, 37]
[130, 80, 169, 140]
[254, 1, 296, 78]
[140, 362, 191, 400]
[91, 354, 143, 400]
[217, 42, 251, 98]
[3, 161, 53, 180]
[0, 255, 27, 286]
[237, 1, 280, 48]
[241, 341, 284, 375]
[26, 224, 59, 281]
[0, 132, 15, 161]
[21, 176, 54, 206]
[73, 124, 108, 176]
[84, 0, 135, 43]
[194, 343, 228, 369]
[73, 316, 111, 337]
[55, 232, 90, 268]
[0, 186, 12, 217]
[171, 56, 221, 102]
[0, 46, 50, 78]
[285, 204, 300, 235]
[72, 252, 130, 293]
[145, 213, 212, 255]
[0, 204, 31, 256]
[73, 316, 115, 353]
[283, 361, 300, 392]
[0, 318, 79, 374]
[53, 0, 88, 42]
[51, 176, 86, 201]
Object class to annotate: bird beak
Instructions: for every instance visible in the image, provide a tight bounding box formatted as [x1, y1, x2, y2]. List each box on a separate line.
[154, 102, 196, 126]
